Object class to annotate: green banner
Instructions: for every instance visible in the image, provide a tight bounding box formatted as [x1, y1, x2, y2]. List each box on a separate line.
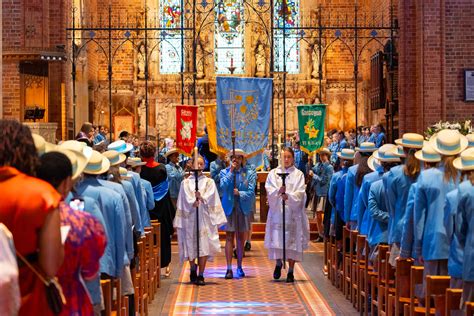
[297, 104, 327, 154]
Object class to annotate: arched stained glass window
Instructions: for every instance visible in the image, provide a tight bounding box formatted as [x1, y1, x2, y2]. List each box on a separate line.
[214, 0, 245, 74]
[274, 0, 300, 74]
[160, 0, 183, 74]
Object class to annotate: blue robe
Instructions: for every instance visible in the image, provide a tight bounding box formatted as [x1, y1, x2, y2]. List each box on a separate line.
[414, 167, 459, 260]
[384, 165, 418, 244]
[367, 179, 389, 247]
[459, 180, 474, 281]
[121, 180, 143, 235]
[210, 158, 226, 197]
[311, 161, 334, 197]
[357, 167, 384, 236]
[344, 164, 360, 224]
[165, 162, 185, 199]
[400, 183, 418, 259]
[75, 178, 126, 277]
[219, 166, 256, 216]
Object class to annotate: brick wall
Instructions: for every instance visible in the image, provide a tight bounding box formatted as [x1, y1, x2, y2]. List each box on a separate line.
[398, 0, 474, 134]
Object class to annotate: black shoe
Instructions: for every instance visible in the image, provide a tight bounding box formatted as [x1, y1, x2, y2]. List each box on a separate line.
[245, 241, 251, 251]
[233, 248, 237, 258]
[273, 264, 282, 280]
[195, 275, 205, 286]
[314, 236, 324, 243]
[225, 269, 233, 279]
[286, 272, 295, 283]
[190, 269, 197, 283]
[236, 267, 245, 278]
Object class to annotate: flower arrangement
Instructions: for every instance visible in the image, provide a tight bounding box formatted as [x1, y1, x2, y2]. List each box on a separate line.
[425, 120, 473, 139]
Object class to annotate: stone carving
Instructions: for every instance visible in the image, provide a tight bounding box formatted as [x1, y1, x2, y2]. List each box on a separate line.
[255, 42, 266, 77]
[137, 43, 146, 80]
[196, 35, 209, 79]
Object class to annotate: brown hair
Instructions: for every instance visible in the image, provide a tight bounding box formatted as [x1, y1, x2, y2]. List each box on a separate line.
[0, 119, 39, 176]
[403, 148, 421, 179]
[442, 155, 459, 183]
[355, 153, 371, 187]
[140, 141, 156, 158]
[283, 147, 295, 158]
[80, 122, 93, 134]
[108, 166, 122, 184]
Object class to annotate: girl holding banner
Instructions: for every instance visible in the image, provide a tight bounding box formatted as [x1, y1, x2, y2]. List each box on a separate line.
[264, 147, 310, 282]
[219, 149, 256, 279]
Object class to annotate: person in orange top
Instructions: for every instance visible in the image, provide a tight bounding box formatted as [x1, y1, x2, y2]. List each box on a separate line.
[0, 119, 63, 316]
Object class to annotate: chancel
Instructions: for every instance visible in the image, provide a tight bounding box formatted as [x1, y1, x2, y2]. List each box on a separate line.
[1, 0, 474, 315]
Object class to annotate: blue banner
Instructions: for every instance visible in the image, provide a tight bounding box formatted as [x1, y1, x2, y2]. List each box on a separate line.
[216, 77, 272, 169]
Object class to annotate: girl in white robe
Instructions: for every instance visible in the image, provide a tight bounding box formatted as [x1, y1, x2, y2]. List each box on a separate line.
[265, 147, 310, 282]
[174, 157, 227, 285]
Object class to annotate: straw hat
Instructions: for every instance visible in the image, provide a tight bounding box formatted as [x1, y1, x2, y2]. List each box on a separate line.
[103, 150, 127, 166]
[49, 148, 88, 180]
[107, 140, 133, 154]
[368, 155, 381, 172]
[467, 133, 474, 148]
[319, 147, 331, 155]
[119, 167, 132, 180]
[453, 148, 474, 171]
[164, 148, 180, 158]
[395, 133, 424, 149]
[127, 157, 146, 167]
[372, 144, 401, 162]
[337, 148, 355, 160]
[59, 140, 93, 161]
[414, 143, 442, 163]
[389, 145, 406, 158]
[226, 148, 247, 158]
[429, 129, 468, 156]
[355, 142, 377, 153]
[32, 133, 56, 156]
[83, 150, 111, 175]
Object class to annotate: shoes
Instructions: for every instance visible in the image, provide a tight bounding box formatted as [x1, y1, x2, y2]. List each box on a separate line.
[273, 264, 282, 280]
[314, 236, 324, 243]
[165, 266, 171, 277]
[225, 269, 233, 279]
[286, 272, 295, 283]
[195, 275, 205, 286]
[190, 269, 197, 283]
[244, 241, 251, 251]
[233, 248, 237, 259]
[236, 267, 245, 278]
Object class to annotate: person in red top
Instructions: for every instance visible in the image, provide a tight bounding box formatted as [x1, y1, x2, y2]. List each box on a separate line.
[37, 151, 107, 316]
[0, 119, 63, 316]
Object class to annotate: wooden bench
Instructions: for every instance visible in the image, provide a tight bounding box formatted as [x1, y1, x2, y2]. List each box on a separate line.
[445, 288, 462, 316]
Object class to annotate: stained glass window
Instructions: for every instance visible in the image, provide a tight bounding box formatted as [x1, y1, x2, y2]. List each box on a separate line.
[274, 0, 300, 74]
[214, 0, 245, 74]
[160, 0, 183, 74]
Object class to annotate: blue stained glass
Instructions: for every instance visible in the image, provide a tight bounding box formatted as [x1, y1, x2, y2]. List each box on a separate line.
[214, 0, 245, 74]
[274, 0, 300, 73]
[160, 0, 183, 74]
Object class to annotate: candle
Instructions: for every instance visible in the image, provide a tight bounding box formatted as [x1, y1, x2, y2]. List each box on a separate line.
[278, 133, 281, 146]
[193, 147, 198, 169]
[313, 151, 317, 164]
[280, 148, 285, 168]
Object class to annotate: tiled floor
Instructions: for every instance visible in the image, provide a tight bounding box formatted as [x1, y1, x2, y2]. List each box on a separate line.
[150, 241, 358, 315]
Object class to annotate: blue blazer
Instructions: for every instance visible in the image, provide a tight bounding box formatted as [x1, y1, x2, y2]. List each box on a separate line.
[311, 162, 334, 197]
[444, 189, 463, 278]
[400, 183, 418, 259]
[220, 166, 256, 217]
[367, 179, 389, 247]
[414, 168, 459, 260]
[458, 180, 474, 281]
[165, 163, 185, 199]
[357, 168, 384, 236]
[344, 164, 360, 223]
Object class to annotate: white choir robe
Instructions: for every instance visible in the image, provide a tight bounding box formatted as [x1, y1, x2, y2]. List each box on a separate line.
[174, 174, 227, 262]
[264, 165, 310, 262]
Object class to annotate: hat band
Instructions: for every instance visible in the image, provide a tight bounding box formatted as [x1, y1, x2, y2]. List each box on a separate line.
[462, 159, 474, 166]
[423, 152, 440, 160]
[87, 161, 103, 171]
[402, 139, 423, 146]
[469, 141, 474, 147]
[437, 140, 460, 152]
[380, 152, 397, 159]
[111, 143, 127, 152]
[110, 155, 120, 165]
[341, 153, 353, 159]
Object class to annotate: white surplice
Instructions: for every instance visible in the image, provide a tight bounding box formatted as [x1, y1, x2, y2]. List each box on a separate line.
[264, 165, 310, 262]
[174, 174, 227, 262]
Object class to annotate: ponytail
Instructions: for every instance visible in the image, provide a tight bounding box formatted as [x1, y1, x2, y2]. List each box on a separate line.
[403, 148, 421, 179]
[442, 155, 458, 183]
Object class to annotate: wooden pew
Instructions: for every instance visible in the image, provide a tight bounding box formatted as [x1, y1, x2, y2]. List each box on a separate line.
[409, 266, 424, 316]
[101, 279, 112, 316]
[151, 221, 161, 289]
[425, 275, 450, 315]
[394, 258, 414, 316]
[466, 302, 474, 316]
[445, 288, 462, 316]
[370, 244, 389, 315]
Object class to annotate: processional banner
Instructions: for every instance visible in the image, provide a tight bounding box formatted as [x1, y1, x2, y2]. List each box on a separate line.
[215, 77, 273, 169]
[175, 105, 198, 156]
[297, 104, 327, 154]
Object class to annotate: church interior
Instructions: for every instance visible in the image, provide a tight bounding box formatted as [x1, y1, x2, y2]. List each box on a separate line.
[1, 0, 474, 315]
